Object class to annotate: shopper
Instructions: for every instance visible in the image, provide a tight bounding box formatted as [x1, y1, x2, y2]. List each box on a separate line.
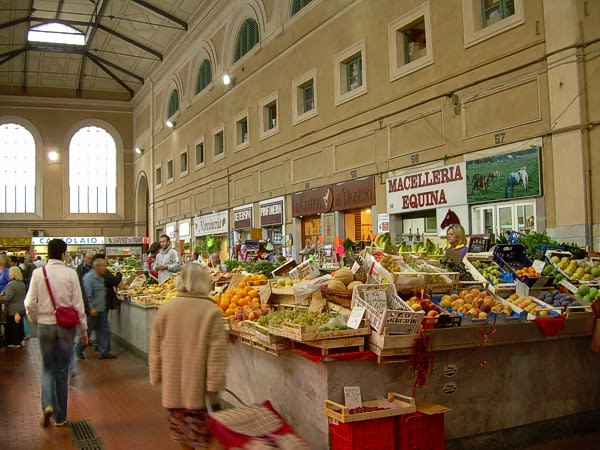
[149, 263, 228, 450]
[0, 266, 27, 347]
[153, 235, 181, 283]
[20, 255, 36, 288]
[445, 224, 469, 263]
[24, 238, 88, 428]
[104, 266, 123, 311]
[33, 255, 45, 268]
[0, 254, 10, 292]
[80, 256, 117, 360]
[144, 242, 161, 283]
[74, 251, 95, 359]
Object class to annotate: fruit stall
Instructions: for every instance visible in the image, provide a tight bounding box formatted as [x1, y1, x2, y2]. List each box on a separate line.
[108, 240, 600, 450]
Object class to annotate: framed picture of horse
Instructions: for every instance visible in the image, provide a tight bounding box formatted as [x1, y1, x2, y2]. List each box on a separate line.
[466, 145, 542, 204]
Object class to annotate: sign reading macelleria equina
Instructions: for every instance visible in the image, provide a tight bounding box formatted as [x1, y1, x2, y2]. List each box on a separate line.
[466, 145, 542, 204]
[386, 163, 468, 214]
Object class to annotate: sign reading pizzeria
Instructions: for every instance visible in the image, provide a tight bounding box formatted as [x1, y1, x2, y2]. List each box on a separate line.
[259, 197, 284, 227]
[233, 204, 253, 230]
[292, 176, 375, 217]
[386, 163, 467, 214]
[194, 211, 228, 237]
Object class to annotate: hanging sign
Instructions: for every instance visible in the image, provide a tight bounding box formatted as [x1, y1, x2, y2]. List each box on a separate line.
[104, 236, 144, 245]
[194, 211, 229, 237]
[233, 204, 253, 230]
[178, 220, 191, 238]
[387, 163, 467, 214]
[32, 236, 105, 245]
[259, 197, 284, 227]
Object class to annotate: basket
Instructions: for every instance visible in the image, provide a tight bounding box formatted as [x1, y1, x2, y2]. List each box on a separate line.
[324, 393, 416, 423]
[351, 284, 424, 335]
[397, 412, 445, 450]
[329, 417, 395, 450]
[321, 287, 352, 308]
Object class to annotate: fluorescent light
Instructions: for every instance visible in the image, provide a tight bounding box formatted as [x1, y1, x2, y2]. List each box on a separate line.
[166, 120, 175, 128]
[222, 74, 232, 85]
[48, 151, 59, 161]
[135, 147, 143, 154]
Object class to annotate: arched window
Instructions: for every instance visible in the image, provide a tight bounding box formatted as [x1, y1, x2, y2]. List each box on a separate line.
[69, 126, 117, 213]
[291, 0, 313, 16]
[0, 123, 36, 213]
[167, 89, 179, 118]
[234, 19, 260, 62]
[196, 59, 212, 94]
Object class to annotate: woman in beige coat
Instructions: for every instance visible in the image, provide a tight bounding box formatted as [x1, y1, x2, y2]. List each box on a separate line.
[149, 263, 228, 450]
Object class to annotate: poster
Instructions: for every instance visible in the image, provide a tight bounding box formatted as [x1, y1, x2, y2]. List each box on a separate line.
[466, 145, 542, 204]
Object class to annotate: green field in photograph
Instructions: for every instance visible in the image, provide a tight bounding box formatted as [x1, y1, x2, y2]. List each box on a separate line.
[466, 146, 541, 203]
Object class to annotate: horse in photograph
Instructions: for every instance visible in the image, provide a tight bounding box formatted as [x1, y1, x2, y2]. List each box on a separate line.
[488, 170, 500, 182]
[441, 209, 460, 229]
[471, 173, 489, 194]
[505, 167, 529, 198]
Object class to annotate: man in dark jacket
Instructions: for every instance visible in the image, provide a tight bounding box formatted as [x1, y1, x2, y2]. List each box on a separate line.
[74, 251, 94, 359]
[104, 268, 122, 311]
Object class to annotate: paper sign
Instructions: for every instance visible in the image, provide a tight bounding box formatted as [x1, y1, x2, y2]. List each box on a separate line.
[351, 261, 360, 274]
[344, 386, 362, 409]
[347, 306, 366, 329]
[363, 290, 387, 309]
[309, 291, 326, 313]
[532, 260, 546, 273]
[128, 275, 147, 290]
[559, 279, 578, 294]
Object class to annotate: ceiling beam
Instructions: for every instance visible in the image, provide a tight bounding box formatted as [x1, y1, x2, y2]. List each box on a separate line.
[86, 52, 144, 84]
[26, 18, 163, 61]
[130, 0, 188, 30]
[56, 0, 65, 20]
[0, 17, 29, 30]
[85, 0, 108, 47]
[0, 48, 27, 67]
[23, 0, 34, 93]
[86, 53, 134, 98]
[76, 54, 86, 96]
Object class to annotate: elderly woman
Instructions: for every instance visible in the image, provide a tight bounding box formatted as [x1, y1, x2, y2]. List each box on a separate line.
[1, 266, 27, 347]
[445, 224, 469, 263]
[149, 263, 228, 450]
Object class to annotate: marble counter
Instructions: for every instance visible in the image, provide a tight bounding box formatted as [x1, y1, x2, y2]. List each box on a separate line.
[109, 301, 157, 355]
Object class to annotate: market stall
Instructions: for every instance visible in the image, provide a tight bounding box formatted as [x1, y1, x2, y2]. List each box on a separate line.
[109, 240, 600, 450]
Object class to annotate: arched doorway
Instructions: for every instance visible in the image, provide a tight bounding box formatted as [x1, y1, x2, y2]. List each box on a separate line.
[135, 173, 149, 237]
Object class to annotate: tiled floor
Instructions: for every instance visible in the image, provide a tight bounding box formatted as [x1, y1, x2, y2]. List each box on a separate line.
[0, 338, 178, 450]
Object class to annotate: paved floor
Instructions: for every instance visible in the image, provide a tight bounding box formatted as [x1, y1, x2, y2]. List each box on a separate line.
[1, 337, 598, 450]
[0, 338, 178, 450]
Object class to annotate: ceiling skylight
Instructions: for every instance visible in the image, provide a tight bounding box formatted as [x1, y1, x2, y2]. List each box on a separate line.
[28, 23, 85, 46]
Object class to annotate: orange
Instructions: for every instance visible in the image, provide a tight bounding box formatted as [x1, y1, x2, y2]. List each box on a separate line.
[239, 281, 247, 288]
[248, 289, 258, 298]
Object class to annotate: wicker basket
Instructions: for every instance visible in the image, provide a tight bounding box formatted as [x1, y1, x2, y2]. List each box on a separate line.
[321, 287, 352, 308]
[352, 284, 424, 335]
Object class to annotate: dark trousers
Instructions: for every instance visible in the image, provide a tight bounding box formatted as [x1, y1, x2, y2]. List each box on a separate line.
[5, 315, 24, 346]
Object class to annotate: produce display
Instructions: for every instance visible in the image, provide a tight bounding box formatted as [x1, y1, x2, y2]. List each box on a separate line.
[273, 277, 302, 291]
[257, 308, 338, 331]
[405, 295, 442, 318]
[537, 290, 581, 308]
[506, 293, 554, 316]
[327, 267, 365, 292]
[469, 260, 512, 285]
[379, 254, 402, 273]
[515, 267, 540, 278]
[109, 256, 142, 278]
[549, 256, 600, 282]
[120, 277, 176, 305]
[373, 233, 443, 256]
[438, 288, 510, 319]
[574, 284, 600, 302]
[216, 275, 270, 320]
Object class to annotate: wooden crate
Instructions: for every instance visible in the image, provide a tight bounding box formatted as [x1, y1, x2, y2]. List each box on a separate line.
[291, 335, 366, 356]
[237, 333, 289, 357]
[269, 320, 371, 342]
[324, 392, 416, 423]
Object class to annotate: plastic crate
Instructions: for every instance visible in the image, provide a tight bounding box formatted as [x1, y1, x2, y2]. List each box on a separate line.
[397, 412, 445, 450]
[352, 284, 424, 335]
[329, 416, 395, 450]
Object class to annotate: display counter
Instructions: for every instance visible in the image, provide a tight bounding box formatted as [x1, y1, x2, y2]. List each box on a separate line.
[109, 306, 599, 450]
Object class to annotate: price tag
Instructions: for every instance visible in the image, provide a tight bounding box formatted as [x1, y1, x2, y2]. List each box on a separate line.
[363, 289, 387, 309]
[344, 386, 362, 410]
[347, 306, 366, 329]
[259, 282, 272, 305]
[559, 279, 578, 294]
[532, 260, 546, 273]
[351, 261, 360, 274]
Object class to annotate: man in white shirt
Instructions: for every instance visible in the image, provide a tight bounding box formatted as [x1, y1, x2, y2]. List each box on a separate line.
[33, 256, 45, 268]
[25, 239, 88, 428]
[153, 234, 181, 283]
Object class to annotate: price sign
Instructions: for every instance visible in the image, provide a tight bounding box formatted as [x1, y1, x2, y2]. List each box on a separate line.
[347, 306, 366, 329]
[351, 261, 360, 274]
[559, 279, 578, 294]
[259, 283, 272, 305]
[363, 289, 387, 309]
[344, 386, 362, 410]
[532, 260, 546, 273]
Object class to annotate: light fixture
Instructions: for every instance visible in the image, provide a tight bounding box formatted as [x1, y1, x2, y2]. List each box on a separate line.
[222, 73, 233, 86]
[135, 147, 143, 154]
[48, 151, 59, 161]
[166, 120, 175, 128]
[365, 208, 372, 214]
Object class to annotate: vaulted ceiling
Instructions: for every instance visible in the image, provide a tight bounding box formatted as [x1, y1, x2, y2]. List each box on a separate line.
[0, 0, 205, 100]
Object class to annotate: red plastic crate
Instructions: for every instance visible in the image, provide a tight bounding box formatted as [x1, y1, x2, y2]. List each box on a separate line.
[329, 416, 395, 450]
[397, 412, 445, 450]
